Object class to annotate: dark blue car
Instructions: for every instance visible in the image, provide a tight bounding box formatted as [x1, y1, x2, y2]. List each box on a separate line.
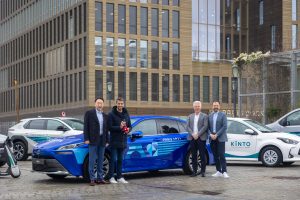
[32, 116, 214, 180]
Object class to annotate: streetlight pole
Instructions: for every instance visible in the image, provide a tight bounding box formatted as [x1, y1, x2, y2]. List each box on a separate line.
[14, 80, 20, 123]
[232, 65, 239, 118]
[107, 81, 112, 110]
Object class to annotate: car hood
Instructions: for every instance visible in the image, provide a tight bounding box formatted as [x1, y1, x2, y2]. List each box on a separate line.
[0, 134, 7, 143]
[263, 132, 300, 141]
[35, 134, 84, 150]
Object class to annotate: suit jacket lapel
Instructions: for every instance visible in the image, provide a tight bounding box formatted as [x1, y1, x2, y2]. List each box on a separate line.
[93, 109, 100, 126]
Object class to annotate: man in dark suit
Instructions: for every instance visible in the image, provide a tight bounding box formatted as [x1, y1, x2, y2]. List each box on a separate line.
[107, 97, 132, 184]
[208, 101, 229, 178]
[186, 101, 208, 177]
[84, 97, 109, 186]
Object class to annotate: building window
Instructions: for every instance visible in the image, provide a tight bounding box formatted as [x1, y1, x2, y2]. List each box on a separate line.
[106, 71, 114, 100]
[183, 75, 190, 102]
[226, 35, 231, 59]
[173, 43, 180, 70]
[212, 76, 219, 101]
[130, 6, 137, 34]
[140, 40, 148, 68]
[173, 0, 180, 6]
[141, 7, 148, 35]
[95, 37, 102, 65]
[236, 8, 240, 31]
[118, 38, 126, 67]
[292, 25, 298, 49]
[106, 37, 114, 66]
[162, 0, 169, 5]
[118, 72, 125, 98]
[151, 41, 159, 69]
[162, 42, 169, 69]
[162, 10, 169, 37]
[152, 0, 159, 4]
[69, 12, 74, 39]
[222, 77, 228, 103]
[193, 75, 200, 101]
[259, 1, 264, 25]
[271, 25, 276, 51]
[95, 2, 102, 31]
[140, 0, 148, 3]
[130, 72, 137, 101]
[162, 74, 169, 102]
[172, 11, 179, 38]
[151, 8, 159, 36]
[95, 70, 103, 98]
[106, 3, 114, 32]
[118, 5, 126, 34]
[152, 73, 159, 101]
[141, 73, 148, 101]
[129, 40, 137, 67]
[203, 76, 210, 103]
[292, 0, 297, 21]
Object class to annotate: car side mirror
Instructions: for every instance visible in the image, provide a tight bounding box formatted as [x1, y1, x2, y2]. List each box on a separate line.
[131, 131, 143, 139]
[244, 129, 256, 135]
[57, 126, 68, 132]
[280, 118, 288, 126]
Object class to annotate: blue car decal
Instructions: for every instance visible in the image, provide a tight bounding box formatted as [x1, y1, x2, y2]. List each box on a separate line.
[27, 136, 51, 143]
[225, 153, 259, 159]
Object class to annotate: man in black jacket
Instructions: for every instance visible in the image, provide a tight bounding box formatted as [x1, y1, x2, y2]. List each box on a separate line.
[107, 97, 132, 184]
[84, 97, 109, 186]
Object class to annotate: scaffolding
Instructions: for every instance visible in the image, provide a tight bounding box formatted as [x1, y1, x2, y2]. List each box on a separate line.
[238, 50, 300, 124]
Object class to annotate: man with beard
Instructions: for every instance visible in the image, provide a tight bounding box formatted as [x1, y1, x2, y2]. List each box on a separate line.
[107, 97, 132, 184]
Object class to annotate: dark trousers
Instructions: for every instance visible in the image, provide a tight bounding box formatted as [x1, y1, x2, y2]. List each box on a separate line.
[190, 139, 206, 174]
[108, 147, 125, 179]
[210, 139, 227, 173]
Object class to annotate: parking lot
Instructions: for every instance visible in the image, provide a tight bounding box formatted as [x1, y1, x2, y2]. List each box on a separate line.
[1, 160, 300, 200]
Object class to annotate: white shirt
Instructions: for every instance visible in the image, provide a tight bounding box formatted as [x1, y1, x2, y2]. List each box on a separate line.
[193, 113, 200, 134]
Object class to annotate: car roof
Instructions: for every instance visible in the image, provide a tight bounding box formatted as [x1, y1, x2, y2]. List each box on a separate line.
[131, 115, 186, 122]
[20, 117, 79, 121]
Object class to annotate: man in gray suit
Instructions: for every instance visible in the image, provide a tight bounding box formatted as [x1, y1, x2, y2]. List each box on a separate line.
[186, 101, 208, 177]
[208, 101, 229, 178]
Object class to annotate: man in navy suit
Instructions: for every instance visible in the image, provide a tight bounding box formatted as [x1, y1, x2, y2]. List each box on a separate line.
[84, 97, 109, 186]
[208, 101, 229, 178]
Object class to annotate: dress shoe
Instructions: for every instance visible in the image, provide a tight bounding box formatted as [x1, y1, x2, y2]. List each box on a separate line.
[89, 180, 96, 186]
[96, 180, 110, 184]
[201, 173, 205, 177]
[190, 173, 197, 177]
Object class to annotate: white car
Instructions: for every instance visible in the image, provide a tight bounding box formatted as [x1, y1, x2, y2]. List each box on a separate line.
[226, 118, 300, 167]
[267, 108, 300, 136]
[8, 117, 83, 161]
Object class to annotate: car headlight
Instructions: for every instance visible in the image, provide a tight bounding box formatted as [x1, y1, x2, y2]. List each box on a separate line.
[277, 138, 299, 145]
[57, 143, 84, 150]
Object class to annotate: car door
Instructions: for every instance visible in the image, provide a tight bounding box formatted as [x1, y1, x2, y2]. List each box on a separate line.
[154, 118, 189, 168]
[281, 110, 300, 136]
[45, 119, 69, 139]
[24, 119, 48, 143]
[123, 119, 161, 172]
[226, 120, 258, 161]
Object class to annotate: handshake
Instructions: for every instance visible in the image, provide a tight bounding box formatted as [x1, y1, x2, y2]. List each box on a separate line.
[121, 121, 129, 134]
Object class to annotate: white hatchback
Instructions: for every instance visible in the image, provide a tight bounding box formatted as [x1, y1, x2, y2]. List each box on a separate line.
[8, 117, 83, 161]
[226, 118, 300, 167]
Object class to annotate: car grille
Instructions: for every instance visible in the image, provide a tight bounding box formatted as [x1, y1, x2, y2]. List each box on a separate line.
[32, 158, 67, 172]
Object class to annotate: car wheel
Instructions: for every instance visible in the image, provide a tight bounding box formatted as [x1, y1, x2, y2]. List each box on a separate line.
[47, 174, 67, 179]
[13, 141, 28, 161]
[0, 161, 6, 167]
[83, 153, 110, 182]
[183, 150, 208, 175]
[282, 162, 294, 166]
[261, 146, 282, 167]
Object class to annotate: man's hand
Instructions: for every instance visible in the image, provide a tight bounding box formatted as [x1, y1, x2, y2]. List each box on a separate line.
[105, 143, 109, 147]
[85, 140, 90, 144]
[192, 133, 199, 140]
[210, 134, 217, 140]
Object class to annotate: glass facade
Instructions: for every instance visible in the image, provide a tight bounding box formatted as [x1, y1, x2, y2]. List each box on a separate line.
[292, 0, 297, 21]
[192, 0, 248, 61]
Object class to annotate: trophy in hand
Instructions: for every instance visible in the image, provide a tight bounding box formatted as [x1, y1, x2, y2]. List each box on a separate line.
[121, 120, 129, 134]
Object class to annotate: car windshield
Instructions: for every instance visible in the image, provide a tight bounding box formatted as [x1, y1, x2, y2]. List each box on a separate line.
[130, 118, 138, 125]
[62, 119, 84, 131]
[244, 120, 275, 133]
